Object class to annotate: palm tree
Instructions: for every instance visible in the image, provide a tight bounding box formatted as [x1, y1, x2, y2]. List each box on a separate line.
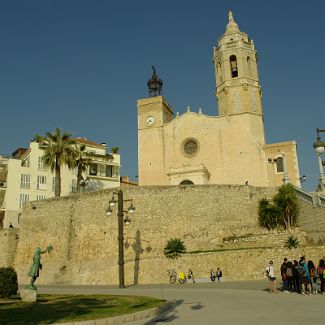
[164, 238, 186, 259]
[74, 144, 93, 193]
[273, 183, 299, 230]
[111, 147, 119, 154]
[35, 128, 76, 197]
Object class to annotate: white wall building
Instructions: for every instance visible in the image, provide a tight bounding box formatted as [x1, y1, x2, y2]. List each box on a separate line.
[0, 138, 120, 228]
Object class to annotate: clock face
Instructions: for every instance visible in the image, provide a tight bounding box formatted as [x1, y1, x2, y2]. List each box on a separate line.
[145, 116, 155, 126]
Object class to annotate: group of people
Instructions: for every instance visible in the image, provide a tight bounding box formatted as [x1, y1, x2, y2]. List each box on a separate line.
[176, 268, 223, 284]
[266, 256, 325, 294]
[210, 268, 223, 282]
[178, 269, 196, 283]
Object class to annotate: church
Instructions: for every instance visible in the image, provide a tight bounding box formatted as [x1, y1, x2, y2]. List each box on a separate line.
[137, 12, 301, 187]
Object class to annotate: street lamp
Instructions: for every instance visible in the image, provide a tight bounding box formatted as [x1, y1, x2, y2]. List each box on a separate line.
[313, 128, 325, 192]
[106, 189, 135, 288]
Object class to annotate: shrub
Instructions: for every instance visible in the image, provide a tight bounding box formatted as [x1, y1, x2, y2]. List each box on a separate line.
[0, 267, 18, 298]
[273, 184, 299, 229]
[164, 238, 186, 259]
[285, 236, 299, 249]
[258, 184, 299, 230]
[258, 198, 281, 230]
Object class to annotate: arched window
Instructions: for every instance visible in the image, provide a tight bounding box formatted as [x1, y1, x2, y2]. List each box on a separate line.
[218, 62, 222, 82]
[275, 157, 284, 173]
[179, 180, 194, 186]
[229, 55, 238, 78]
[247, 56, 251, 76]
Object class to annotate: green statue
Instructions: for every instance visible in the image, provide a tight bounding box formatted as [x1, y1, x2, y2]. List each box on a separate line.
[28, 245, 53, 290]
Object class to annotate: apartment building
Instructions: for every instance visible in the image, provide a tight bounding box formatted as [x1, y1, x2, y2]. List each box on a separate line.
[0, 138, 120, 228]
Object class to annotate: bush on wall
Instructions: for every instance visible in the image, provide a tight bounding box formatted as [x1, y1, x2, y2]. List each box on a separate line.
[164, 238, 186, 259]
[0, 267, 18, 298]
[285, 235, 300, 249]
[258, 184, 299, 230]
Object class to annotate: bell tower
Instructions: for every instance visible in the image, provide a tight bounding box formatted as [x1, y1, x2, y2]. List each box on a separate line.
[213, 11, 263, 117]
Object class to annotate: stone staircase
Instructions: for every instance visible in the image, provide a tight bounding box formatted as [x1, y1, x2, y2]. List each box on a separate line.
[294, 187, 325, 243]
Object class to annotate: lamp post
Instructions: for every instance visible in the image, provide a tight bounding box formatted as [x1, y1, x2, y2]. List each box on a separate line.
[314, 128, 325, 192]
[106, 190, 135, 288]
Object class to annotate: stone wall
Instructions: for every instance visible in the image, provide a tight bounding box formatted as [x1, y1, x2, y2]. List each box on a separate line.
[0, 228, 19, 267]
[298, 200, 325, 243]
[12, 184, 324, 286]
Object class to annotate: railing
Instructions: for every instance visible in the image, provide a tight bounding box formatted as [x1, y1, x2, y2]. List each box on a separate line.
[318, 194, 325, 208]
[293, 186, 325, 208]
[293, 186, 317, 207]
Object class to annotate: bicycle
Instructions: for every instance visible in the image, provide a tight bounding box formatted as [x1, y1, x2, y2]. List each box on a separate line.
[167, 269, 187, 284]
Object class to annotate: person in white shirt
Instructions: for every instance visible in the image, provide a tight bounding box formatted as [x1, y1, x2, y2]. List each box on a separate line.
[266, 260, 277, 293]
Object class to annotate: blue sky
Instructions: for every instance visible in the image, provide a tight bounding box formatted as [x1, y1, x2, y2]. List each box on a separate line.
[0, 0, 324, 191]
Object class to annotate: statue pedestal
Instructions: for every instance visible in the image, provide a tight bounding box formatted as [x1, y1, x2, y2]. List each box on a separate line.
[20, 289, 37, 302]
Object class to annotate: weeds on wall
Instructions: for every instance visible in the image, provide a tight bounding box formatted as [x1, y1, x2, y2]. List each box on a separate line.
[285, 235, 300, 249]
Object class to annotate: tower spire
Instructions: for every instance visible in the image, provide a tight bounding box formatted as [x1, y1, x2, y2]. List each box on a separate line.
[226, 10, 239, 33]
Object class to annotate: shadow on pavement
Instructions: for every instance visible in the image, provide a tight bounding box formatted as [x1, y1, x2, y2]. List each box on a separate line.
[142, 299, 205, 324]
[142, 299, 183, 324]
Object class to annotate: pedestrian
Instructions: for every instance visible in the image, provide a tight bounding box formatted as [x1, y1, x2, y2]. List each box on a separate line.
[307, 260, 318, 294]
[266, 260, 276, 293]
[286, 261, 294, 292]
[293, 260, 301, 293]
[317, 259, 325, 294]
[178, 271, 186, 284]
[280, 258, 289, 293]
[188, 269, 195, 283]
[216, 268, 223, 282]
[210, 269, 216, 282]
[299, 256, 311, 295]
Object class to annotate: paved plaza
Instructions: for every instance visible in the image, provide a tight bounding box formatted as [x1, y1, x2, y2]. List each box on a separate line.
[35, 280, 325, 325]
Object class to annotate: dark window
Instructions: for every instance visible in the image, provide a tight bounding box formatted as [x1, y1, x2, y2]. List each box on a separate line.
[276, 157, 284, 173]
[89, 164, 98, 176]
[247, 56, 251, 75]
[106, 165, 113, 177]
[230, 55, 238, 78]
[184, 139, 198, 155]
[180, 180, 194, 186]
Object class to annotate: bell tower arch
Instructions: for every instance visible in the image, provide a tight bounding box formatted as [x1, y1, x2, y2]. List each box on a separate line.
[213, 11, 263, 117]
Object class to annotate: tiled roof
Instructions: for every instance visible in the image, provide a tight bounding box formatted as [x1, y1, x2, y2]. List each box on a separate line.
[11, 148, 28, 158]
[73, 138, 107, 148]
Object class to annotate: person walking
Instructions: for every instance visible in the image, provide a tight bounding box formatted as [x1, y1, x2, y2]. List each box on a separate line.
[216, 268, 223, 282]
[210, 269, 216, 282]
[266, 261, 277, 293]
[188, 269, 195, 284]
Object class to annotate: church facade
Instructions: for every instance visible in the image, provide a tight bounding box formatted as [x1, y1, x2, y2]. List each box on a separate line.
[137, 12, 301, 187]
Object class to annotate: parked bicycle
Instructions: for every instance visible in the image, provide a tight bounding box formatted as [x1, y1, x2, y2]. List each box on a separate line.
[167, 269, 187, 284]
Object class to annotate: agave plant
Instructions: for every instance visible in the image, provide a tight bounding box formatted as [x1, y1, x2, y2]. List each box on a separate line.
[285, 236, 299, 249]
[164, 238, 186, 259]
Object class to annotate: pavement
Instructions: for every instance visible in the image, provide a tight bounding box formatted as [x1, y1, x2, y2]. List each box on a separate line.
[34, 280, 325, 325]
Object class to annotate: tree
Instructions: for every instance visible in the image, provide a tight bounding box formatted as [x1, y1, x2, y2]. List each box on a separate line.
[111, 147, 119, 154]
[35, 128, 76, 197]
[164, 238, 186, 259]
[258, 198, 280, 230]
[258, 184, 299, 231]
[74, 144, 93, 193]
[273, 184, 299, 230]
